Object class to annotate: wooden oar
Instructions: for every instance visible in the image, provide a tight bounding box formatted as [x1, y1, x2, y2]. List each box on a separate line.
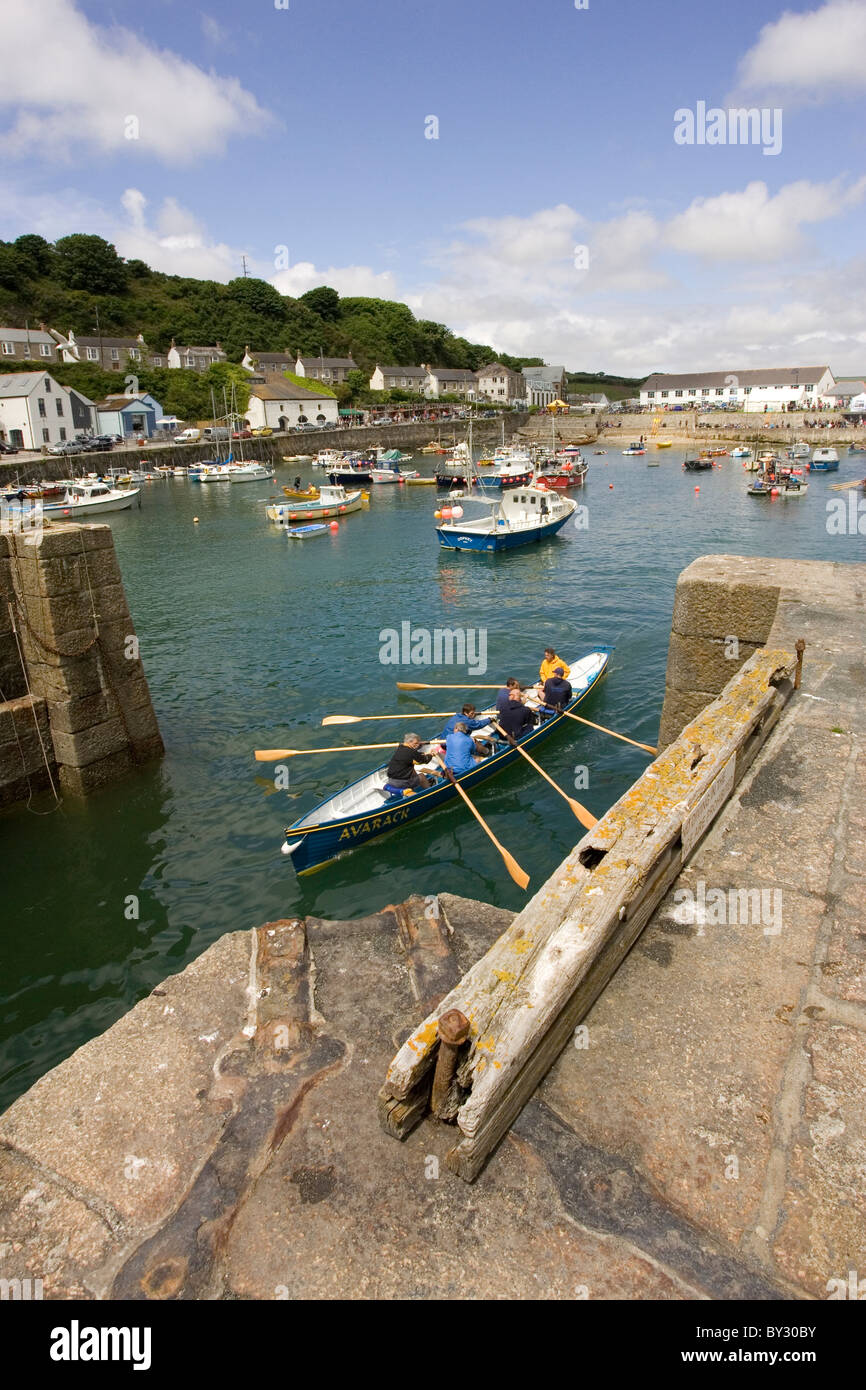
[562, 710, 657, 755]
[432, 755, 529, 890]
[254, 741, 401, 761]
[323, 711, 456, 726]
[492, 722, 596, 829]
[829, 478, 866, 491]
[397, 681, 501, 690]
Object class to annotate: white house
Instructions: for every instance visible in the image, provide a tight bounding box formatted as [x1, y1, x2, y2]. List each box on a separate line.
[0, 327, 59, 363]
[295, 354, 357, 385]
[820, 378, 866, 407]
[369, 364, 428, 392]
[425, 367, 476, 399]
[245, 379, 340, 431]
[522, 365, 568, 407]
[242, 348, 294, 375]
[166, 340, 226, 371]
[641, 367, 835, 412]
[0, 371, 74, 449]
[474, 362, 526, 406]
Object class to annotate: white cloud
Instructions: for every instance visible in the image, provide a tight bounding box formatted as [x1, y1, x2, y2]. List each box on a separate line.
[665, 177, 866, 261]
[0, 0, 270, 163]
[733, 0, 866, 101]
[271, 262, 400, 299]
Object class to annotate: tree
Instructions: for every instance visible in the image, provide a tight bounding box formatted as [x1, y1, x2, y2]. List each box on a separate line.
[54, 235, 128, 295]
[300, 285, 340, 322]
[226, 276, 284, 317]
[13, 234, 55, 278]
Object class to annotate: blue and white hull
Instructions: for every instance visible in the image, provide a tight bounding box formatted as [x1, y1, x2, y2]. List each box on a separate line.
[436, 508, 573, 551]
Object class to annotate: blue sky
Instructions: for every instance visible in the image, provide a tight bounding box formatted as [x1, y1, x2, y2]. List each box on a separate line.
[2, 0, 865, 373]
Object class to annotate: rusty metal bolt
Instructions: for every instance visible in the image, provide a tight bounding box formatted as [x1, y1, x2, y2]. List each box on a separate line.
[431, 1009, 471, 1117]
[794, 638, 806, 690]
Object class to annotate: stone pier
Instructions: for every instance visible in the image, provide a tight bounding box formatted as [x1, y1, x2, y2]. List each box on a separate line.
[0, 521, 163, 802]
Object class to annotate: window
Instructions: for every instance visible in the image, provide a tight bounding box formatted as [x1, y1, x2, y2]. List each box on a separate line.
[701, 388, 710, 396]
[40, 344, 51, 357]
[44, 378, 51, 391]
[110, 349, 119, 361]
[42, 428, 49, 443]
[647, 391, 655, 399]
[56, 398, 63, 416]
[1, 341, 14, 354]
[38, 398, 46, 417]
[59, 427, 66, 441]
[674, 390, 683, 397]
[805, 384, 814, 392]
[129, 348, 139, 361]
[86, 347, 99, 361]
[153, 356, 163, 366]
[688, 389, 696, 396]
[661, 390, 669, 398]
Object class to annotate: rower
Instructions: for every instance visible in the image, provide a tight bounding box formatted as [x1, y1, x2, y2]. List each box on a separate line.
[444, 722, 484, 776]
[496, 677, 522, 715]
[294, 475, 302, 490]
[540, 667, 572, 716]
[497, 687, 536, 739]
[384, 733, 435, 794]
[440, 703, 490, 738]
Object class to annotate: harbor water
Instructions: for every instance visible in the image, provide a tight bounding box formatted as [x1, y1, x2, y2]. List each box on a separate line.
[1, 447, 862, 1109]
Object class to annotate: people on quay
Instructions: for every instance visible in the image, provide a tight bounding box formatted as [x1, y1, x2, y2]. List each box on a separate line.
[498, 687, 537, 739]
[440, 703, 490, 738]
[444, 722, 483, 775]
[539, 648, 570, 685]
[496, 676, 522, 714]
[541, 667, 573, 713]
[385, 733, 434, 792]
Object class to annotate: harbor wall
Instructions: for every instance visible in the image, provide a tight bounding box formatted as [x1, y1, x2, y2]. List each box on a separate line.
[657, 554, 863, 747]
[0, 521, 163, 802]
[0, 414, 531, 486]
[597, 409, 864, 445]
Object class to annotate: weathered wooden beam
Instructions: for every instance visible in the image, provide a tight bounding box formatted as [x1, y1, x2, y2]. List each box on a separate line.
[379, 647, 799, 1178]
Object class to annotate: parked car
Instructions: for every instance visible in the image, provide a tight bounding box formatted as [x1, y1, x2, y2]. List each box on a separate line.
[251, 426, 273, 436]
[48, 440, 84, 455]
[175, 428, 202, 443]
[232, 428, 252, 439]
[0, 440, 19, 454]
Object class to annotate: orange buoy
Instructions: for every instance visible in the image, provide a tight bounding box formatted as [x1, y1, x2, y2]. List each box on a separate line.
[434, 510, 442, 519]
[329, 520, 339, 531]
[694, 486, 700, 493]
[441, 506, 452, 519]
[608, 483, 613, 489]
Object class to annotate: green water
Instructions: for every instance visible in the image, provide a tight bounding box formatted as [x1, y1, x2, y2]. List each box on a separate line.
[1, 448, 863, 1108]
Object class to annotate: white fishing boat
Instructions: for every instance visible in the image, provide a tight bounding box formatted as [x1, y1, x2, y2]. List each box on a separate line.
[229, 462, 276, 483]
[198, 463, 237, 482]
[265, 484, 366, 525]
[43, 482, 140, 516]
[369, 465, 419, 483]
[731, 446, 752, 459]
[811, 447, 839, 471]
[313, 450, 343, 470]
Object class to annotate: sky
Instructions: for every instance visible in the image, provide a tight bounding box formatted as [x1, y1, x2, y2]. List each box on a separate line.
[1, 0, 865, 375]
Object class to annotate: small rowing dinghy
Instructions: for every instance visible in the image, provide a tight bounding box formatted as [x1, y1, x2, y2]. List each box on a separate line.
[285, 523, 330, 539]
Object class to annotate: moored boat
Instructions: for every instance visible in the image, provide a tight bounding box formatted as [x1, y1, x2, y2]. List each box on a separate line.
[279, 646, 612, 873]
[42, 481, 140, 516]
[229, 462, 276, 483]
[436, 484, 577, 552]
[622, 442, 646, 455]
[266, 484, 365, 524]
[811, 447, 839, 471]
[683, 457, 714, 471]
[285, 523, 330, 539]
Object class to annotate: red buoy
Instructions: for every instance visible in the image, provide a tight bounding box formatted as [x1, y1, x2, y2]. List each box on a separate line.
[329, 520, 339, 531]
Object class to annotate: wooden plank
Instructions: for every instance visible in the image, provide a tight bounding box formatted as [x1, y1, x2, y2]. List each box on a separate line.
[380, 648, 797, 1163]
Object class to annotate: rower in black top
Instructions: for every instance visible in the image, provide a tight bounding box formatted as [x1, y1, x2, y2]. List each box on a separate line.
[541, 668, 572, 714]
[385, 733, 434, 790]
[497, 688, 536, 739]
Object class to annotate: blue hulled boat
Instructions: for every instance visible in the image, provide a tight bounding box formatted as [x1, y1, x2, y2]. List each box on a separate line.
[436, 484, 577, 551]
[281, 647, 612, 874]
[811, 448, 839, 471]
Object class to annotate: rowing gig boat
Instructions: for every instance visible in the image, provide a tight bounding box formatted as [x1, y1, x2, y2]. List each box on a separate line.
[280, 646, 612, 873]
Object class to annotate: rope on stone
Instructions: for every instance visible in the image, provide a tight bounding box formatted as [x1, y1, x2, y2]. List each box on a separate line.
[3, 601, 62, 812]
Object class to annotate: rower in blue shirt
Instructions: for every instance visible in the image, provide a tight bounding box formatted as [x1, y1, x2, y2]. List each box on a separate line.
[440, 703, 490, 738]
[444, 723, 483, 776]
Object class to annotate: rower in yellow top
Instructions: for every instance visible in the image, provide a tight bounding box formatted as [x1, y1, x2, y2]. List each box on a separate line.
[538, 647, 570, 686]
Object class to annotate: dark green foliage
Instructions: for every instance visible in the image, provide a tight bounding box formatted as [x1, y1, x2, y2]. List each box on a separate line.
[226, 276, 284, 317]
[54, 235, 128, 295]
[299, 286, 340, 321]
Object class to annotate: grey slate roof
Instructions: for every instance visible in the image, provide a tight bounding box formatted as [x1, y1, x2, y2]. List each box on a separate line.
[0, 371, 54, 395]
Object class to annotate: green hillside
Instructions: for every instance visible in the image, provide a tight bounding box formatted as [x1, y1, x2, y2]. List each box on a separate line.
[0, 233, 537, 377]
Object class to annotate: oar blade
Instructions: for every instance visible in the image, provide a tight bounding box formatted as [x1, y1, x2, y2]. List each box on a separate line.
[503, 852, 530, 890]
[570, 799, 598, 830]
[254, 748, 295, 761]
[322, 715, 358, 725]
[396, 682, 433, 690]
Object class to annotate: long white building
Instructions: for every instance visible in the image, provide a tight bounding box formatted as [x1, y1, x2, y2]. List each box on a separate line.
[640, 367, 835, 412]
